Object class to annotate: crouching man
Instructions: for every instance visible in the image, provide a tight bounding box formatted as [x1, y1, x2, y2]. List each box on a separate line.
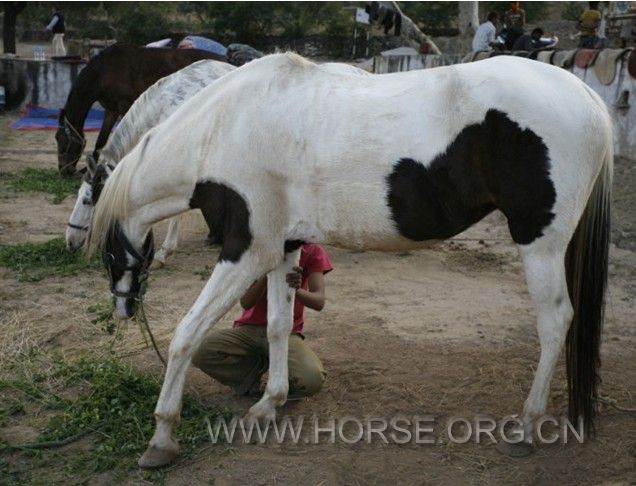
[192, 244, 333, 398]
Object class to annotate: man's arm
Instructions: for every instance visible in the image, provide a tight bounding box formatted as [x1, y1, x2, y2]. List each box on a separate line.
[286, 267, 326, 311]
[240, 267, 328, 311]
[45, 15, 58, 31]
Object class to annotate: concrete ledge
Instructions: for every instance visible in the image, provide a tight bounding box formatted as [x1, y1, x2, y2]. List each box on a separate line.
[0, 58, 85, 111]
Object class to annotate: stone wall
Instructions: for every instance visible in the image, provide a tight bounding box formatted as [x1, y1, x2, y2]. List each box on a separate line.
[0, 59, 85, 111]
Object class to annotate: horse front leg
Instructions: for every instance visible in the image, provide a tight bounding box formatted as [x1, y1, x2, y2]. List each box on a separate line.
[151, 216, 181, 269]
[245, 249, 300, 423]
[138, 249, 279, 468]
[92, 109, 118, 160]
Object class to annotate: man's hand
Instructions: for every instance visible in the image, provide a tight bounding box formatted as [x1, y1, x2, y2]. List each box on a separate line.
[286, 266, 303, 290]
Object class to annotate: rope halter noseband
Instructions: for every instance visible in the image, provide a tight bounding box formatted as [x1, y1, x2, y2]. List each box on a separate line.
[58, 116, 87, 173]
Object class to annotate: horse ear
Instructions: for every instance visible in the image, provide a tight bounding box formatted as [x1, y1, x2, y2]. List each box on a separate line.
[86, 154, 97, 175]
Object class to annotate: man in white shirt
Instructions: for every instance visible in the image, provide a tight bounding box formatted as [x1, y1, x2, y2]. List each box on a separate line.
[45, 10, 66, 57]
[472, 12, 499, 52]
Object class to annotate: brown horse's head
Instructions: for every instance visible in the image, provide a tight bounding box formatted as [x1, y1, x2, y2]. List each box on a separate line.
[56, 110, 86, 175]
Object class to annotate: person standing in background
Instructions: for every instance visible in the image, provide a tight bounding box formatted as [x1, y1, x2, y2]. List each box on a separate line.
[578, 2, 602, 48]
[503, 2, 526, 50]
[45, 9, 66, 57]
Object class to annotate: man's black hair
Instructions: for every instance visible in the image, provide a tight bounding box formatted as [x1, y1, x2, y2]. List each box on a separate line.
[531, 27, 544, 36]
[487, 12, 499, 22]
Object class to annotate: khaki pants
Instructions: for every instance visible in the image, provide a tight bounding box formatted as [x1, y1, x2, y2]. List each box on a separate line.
[192, 325, 325, 398]
[52, 33, 66, 56]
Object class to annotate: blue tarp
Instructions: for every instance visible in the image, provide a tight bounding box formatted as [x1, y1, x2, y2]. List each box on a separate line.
[10, 105, 105, 131]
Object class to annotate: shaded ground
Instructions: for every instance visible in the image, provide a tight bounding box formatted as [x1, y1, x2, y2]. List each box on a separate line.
[0, 116, 634, 485]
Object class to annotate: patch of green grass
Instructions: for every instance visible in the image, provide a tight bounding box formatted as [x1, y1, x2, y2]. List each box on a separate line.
[1, 352, 231, 482]
[194, 265, 213, 281]
[0, 237, 100, 282]
[87, 299, 118, 335]
[0, 168, 80, 204]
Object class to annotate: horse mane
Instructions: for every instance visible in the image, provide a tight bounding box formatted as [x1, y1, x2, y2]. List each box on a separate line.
[99, 59, 234, 166]
[87, 147, 139, 257]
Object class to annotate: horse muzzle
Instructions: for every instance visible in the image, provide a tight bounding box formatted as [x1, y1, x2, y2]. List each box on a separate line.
[58, 152, 82, 176]
[114, 296, 136, 320]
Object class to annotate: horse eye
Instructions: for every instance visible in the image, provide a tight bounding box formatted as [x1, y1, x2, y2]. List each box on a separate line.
[103, 252, 115, 266]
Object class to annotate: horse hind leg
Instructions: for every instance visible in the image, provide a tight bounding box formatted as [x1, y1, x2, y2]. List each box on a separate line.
[138, 246, 281, 468]
[151, 216, 181, 269]
[500, 238, 573, 456]
[245, 248, 300, 424]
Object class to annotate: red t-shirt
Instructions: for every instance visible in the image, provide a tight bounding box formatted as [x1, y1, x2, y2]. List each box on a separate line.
[234, 244, 333, 333]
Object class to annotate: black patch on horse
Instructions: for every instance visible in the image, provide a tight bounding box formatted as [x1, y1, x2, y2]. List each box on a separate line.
[284, 240, 305, 254]
[189, 182, 252, 263]
[386, 109, 555, 245]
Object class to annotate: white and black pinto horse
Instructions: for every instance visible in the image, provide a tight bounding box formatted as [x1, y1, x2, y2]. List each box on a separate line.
[66, 59, 235, 264]
[88, 53, 612, 467]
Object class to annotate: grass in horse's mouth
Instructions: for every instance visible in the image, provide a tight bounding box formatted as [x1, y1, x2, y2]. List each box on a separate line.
[0, 168, 81, 204]
[0, 351, 232, 481]
[0, 237, 100, 282]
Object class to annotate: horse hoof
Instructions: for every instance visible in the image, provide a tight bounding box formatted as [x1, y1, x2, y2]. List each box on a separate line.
[496, 441, 535, 457]
[138, 441, 179, 469]
[150, 259, 165, 270]
[244, 402, 276, 425]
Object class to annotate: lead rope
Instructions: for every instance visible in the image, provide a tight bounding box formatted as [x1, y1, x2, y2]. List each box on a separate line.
[133, 270, 167, 368]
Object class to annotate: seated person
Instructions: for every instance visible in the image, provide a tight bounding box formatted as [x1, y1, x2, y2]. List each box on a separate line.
[512, 28, 555, 51]
[192, 244, 333, 398]
[472, 12, 499, 52]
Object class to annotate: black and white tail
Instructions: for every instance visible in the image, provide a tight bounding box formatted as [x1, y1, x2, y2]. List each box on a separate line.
[565, 149, 612, 433]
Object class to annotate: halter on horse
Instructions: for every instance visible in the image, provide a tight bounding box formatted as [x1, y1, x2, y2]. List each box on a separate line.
[89, 53, 613, 468]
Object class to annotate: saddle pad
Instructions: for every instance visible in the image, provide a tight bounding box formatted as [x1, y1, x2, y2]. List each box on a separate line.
[593, 48, 632, 85]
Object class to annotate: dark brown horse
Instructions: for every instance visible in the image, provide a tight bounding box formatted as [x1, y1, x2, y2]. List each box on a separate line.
[56, 43, 227, 175]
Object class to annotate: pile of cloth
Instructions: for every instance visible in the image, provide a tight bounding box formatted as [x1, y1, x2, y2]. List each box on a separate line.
[227, 44, 264, 66]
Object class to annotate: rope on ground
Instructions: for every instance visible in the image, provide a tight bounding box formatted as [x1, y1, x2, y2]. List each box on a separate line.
[599, 395, 636, 412]
[134, 292, 167, 368]
[1, 429, 93, 451]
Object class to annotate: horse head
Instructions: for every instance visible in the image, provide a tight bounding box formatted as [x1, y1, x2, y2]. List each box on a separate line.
[102, 222, 154, 319]
[56, 110, 86, 175]
[65, 154, 108, 252]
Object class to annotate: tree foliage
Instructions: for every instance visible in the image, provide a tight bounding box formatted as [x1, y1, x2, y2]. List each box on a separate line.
[400, 2, 459, 35]
[483, 2, 551, 24]
[196, 2, 352, 39]
[562, 2, 585, 22]
[106, 2, 177, 44]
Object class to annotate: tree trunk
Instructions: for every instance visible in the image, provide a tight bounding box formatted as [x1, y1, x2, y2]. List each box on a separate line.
[3, 3, 26, 54]
[388, 1, 442, 55]
[458, 1, 479, 53]
[458, 2, 479, 37]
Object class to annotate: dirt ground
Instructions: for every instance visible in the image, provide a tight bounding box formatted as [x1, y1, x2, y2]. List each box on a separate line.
[0, 117, 635, 485]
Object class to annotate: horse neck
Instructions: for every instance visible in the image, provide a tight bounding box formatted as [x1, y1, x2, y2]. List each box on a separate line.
[63, 69, 100, 135]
